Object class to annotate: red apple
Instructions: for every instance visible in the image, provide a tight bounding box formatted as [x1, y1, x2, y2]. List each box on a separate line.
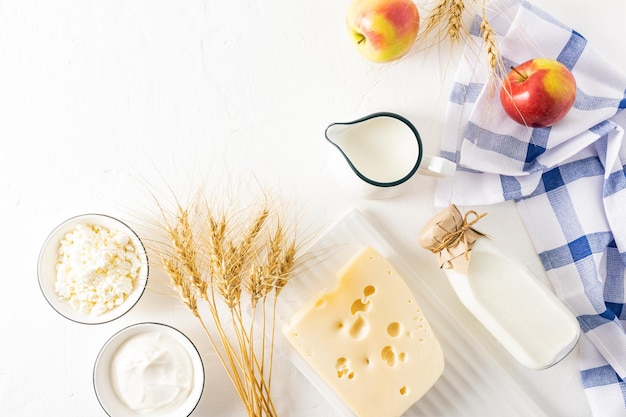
[499, 58, 576, 128]
[346, 0, 420, 63]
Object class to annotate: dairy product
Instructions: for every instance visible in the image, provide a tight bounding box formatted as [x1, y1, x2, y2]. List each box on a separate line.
[55, 223, 141, 316]
[110, 331, 194, 413]
[444, 238, 580, 369]
[285, 246, 444, 417]
[327, 115, 419, 184]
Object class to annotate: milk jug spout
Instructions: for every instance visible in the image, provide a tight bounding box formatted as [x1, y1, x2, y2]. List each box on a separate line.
[325, 112, 456, 199]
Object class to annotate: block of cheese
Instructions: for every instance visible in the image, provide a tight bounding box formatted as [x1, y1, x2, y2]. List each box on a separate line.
[285, 246, 444, 417]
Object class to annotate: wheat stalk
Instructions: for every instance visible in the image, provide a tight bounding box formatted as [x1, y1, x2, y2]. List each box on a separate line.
[168, 207, 209, 298]
[418, 0, 504, 85]
[161, 257, 199, 317]
[480, 2, 503, 80]
[448, 0, 465, 43]
[420, 0, 450, 43]
[480, 19, 497, 72]
[419, 0, 467, 46]
[161, 208, 251, 407]
[152, 191, 302, 417]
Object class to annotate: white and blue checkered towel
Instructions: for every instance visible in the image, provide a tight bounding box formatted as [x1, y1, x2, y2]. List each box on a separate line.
[435, 0, 626, 414]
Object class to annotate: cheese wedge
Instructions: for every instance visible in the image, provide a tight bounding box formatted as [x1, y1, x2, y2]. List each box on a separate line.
[285, 246, 444, 417]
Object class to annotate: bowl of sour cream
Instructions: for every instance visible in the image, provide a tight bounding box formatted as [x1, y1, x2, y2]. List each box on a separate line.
[93, 322, 205, 417]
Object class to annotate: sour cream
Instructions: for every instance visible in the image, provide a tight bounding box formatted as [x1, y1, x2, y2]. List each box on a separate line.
[110, 330, 194, 414]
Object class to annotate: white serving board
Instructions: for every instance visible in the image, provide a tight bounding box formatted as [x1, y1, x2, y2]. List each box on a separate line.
[277, 208, 550, 417]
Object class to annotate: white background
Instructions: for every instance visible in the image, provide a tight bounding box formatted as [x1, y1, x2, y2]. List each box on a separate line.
[2, 0, 625, 416]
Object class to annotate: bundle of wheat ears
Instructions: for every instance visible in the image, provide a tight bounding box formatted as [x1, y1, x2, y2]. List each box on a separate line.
[419, 0, 504, 81]
[152, 194, 301, 417]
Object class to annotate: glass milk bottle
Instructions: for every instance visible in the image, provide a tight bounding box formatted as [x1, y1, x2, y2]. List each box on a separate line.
[418, 205, 579, 369]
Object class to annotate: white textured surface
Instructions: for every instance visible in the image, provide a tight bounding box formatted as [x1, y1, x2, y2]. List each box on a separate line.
[2, 0, 625, 416]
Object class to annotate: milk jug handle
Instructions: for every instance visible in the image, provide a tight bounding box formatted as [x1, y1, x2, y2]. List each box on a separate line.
[417, 154, 457, 178]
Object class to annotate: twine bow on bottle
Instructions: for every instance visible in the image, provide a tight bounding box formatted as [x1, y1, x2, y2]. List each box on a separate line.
[418, 205, 487, 274]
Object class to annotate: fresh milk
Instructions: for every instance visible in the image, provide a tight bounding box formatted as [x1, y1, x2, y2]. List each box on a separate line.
[326, 115, 420, 184]
[445, 238, 579, 369]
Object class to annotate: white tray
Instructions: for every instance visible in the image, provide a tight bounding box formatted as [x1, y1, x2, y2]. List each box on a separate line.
[277, 208, 550, 417]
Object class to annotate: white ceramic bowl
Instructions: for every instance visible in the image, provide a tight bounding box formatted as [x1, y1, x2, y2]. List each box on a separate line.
[93, 322, 205, 417]
[37, 213, 149, 324]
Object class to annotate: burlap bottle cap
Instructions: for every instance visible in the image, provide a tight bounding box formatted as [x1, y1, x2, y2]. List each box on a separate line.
[418, 204, 487, 274]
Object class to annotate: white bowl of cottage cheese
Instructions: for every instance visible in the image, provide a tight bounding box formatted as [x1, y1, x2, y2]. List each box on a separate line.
[38, 213, 149, 324]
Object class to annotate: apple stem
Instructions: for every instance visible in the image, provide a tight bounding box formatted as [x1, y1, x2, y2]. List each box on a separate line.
[510, 66, 527, 81]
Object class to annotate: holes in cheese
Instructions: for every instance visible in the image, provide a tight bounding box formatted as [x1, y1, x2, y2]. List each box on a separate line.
[350, 285, 375, 315]
[285, 246, 444, 417]
[387, 322, 402, 337]
[336, 357, 355, 380]
[381, 345, 407, 367]
[349, 315, 369, 340]
[381, 345, 397, 367]
[350, 298, 370, 315]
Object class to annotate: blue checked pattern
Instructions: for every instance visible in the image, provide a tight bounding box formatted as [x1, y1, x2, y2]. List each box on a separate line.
[435, 0, 626, 415]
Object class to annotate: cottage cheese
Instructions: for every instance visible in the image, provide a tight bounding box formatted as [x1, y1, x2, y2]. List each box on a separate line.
[55, 223, 141, 316]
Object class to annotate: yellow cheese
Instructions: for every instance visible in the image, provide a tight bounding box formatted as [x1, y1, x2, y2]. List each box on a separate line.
[285, 246, 444, 417]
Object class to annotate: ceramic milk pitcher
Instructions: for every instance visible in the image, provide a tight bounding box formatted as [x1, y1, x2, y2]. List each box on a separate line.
[325, 112, 456, 199]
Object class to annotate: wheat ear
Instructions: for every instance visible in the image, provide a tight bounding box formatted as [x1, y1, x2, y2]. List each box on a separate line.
[448, 0, 466, 43]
